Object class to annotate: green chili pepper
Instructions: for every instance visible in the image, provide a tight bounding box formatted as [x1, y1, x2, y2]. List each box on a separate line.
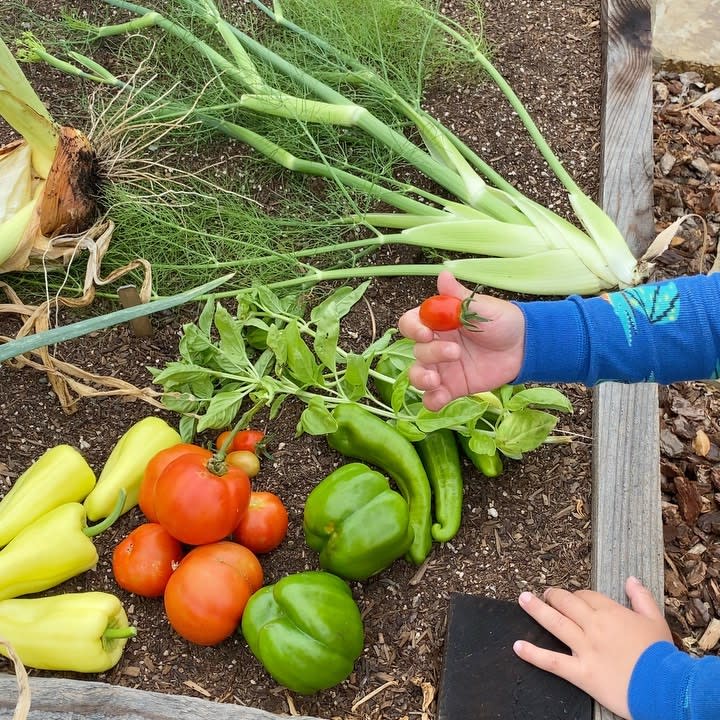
[327, 404, 433, 565]
[457, 434, 504, 478]
[376, 349, 465, 543]
[84, 416, 181, 521]
[415, 430, 464, 542]
[304, 462, 413, 580]
[0, 444, 96, 548]
[0, 591, 136, 672]
[0, 490, 125, 600]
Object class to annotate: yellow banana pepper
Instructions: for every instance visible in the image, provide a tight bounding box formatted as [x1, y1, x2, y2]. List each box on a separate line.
[0, 444, 95, 547]
[84, 416, 181, 521]
[0, 591, 136, 672]
[0, 491, 124, 601]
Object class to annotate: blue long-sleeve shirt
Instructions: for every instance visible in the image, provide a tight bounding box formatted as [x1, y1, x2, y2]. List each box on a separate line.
[515, 273, 720, 720]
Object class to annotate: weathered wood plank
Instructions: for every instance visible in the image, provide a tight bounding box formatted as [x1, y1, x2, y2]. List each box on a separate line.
[0, 674, 324, 720]
[594, 2, 661, 720]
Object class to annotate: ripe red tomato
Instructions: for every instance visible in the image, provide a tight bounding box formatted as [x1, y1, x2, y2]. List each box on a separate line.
[226, 450, 260, 478]
[232, 491, 289, 554]
[215, 429, 266, 454]
[140, 443, 212, 522]
[154, 453, 251, 545]
[163, 543, 255, 645]
[183, 541, 263, 592]
[418, 294, 488, 332]
[112, 523, 184, 597]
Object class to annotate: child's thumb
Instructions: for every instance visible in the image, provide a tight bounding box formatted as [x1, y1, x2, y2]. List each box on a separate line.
[436, 270, 473, 299]
[626, 576, 664, 621]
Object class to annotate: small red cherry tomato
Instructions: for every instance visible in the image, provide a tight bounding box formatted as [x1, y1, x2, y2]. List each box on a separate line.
[232, 491, 289, 554]
[215, 429, 266, 454]
[112, 523, 184, 597]
[418, 294, 488, 332]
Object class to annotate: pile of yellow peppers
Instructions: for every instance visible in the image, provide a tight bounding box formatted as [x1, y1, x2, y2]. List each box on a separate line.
[0, 416, 182, 672]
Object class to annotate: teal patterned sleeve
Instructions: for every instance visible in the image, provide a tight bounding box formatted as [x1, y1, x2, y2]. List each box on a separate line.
[514, 274, 720, 386]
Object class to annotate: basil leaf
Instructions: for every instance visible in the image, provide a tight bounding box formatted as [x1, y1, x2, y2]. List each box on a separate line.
[197, 388, 245, 432]
[416, 396, 488, 432]
[153, 362, 212, 389]
[197, 298, 215, 335]
[395, 420, 426, 442]
[505, 387, 573, 413]
[214, 304, 249, 370]
[341, 352, 371, 401]
[285, 320, 321, 386]
[494, 408, 558, 456]
[468, 431, 496, 456]
[298, 399, 338, 435]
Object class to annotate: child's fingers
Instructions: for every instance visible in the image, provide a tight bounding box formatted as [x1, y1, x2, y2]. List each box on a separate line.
[398, 307, 433, 342]
[412, 339, 462, 365]
[421, 387, 454, 412]
[512, 639, 578, 685]
[407, 364, 441, 392]
[542, 587, 596, 629]
[625, 576, 665, 622]
[436, 270, 473, 299]
[518, 592, 583, 648]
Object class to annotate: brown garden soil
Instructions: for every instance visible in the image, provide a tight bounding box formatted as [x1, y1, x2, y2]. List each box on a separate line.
[0, 1, 718, 718]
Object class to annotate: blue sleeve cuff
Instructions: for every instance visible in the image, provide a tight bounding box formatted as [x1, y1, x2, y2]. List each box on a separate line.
[513, 274, 720, 387]
[628, 640, 720, 720]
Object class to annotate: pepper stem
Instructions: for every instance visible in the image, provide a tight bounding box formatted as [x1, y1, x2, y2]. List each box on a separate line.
[103, 626, 137, 639]
[84, 489, 127, 537]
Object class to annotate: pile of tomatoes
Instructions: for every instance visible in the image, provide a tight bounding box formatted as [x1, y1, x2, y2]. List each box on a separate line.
[111, 429, 289, 646]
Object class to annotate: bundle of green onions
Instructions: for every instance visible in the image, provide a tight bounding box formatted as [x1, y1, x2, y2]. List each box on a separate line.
[15, 0, 649, 296]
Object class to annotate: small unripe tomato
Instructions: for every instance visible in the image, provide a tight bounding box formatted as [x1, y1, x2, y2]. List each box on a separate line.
[226, 450, 260, 478]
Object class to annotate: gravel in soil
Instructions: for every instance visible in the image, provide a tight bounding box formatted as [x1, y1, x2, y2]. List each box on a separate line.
[4, 2, 718, 719]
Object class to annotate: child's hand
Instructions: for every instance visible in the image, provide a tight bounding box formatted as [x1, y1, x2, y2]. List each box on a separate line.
[398, 271, 526, 411]
[514, 576, 674, 719]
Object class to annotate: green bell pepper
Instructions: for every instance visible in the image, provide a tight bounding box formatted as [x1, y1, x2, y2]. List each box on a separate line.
[241, 570, 364, 695]
[84, 416, 181, 520]
[327, 404, 433, 565]
[0, 591, 136, 672]
[0, 444, 95, 548]
[304, 462, 413, 580]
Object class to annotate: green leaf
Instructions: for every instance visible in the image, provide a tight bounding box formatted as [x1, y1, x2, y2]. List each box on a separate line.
[312, 313, 340, 372]
[266, 324, 288, 371]
[362, 327, 397, 359]
[197, 297, 215, 335]
[395, 420, 426, 442]
[494, 408, 558, 456]
[178, 414, 197, 443]
[178, 324, 217, 365]
[310, 281, 370, 323]
[197, 388, 246, 432]
[253, 348, 275, 378]
[214, 303, 249, 370]
[505, 387, 573, 413]
[341, 352, 371, 401]
[284, 320, 321, 386]
[161, 392, 200, 414]
[269, 393, 288, 419]
[391, 370, 412, 412]
[254, 285, 292, 316]
[297, 399, 338, 435]
[379, 338, 415, 373]
[153, 362, 212, 389]
[416, 396, 488, 432]
[190, 376, 216, 399]
[498, 385, 514, 406]
[468, 431, 496, 456]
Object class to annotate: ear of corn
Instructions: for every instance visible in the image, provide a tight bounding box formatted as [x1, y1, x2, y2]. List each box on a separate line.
[0, 37, 97, 273]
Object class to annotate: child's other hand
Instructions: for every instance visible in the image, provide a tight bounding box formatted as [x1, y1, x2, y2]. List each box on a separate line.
[398, 271, 526, 411]
[514, 576, 673, 719]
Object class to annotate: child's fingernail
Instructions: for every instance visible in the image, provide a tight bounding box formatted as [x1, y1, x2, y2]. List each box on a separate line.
[628, 575, 641, 585]
[513, 640, 524, 654]
[518, 592, 533, 606]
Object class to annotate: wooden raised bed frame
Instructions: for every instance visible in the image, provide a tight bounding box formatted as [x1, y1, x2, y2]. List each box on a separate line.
[0, 1, 662, 718]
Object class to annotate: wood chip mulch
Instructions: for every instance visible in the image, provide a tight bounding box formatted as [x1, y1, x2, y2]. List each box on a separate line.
[652, 68, 720, 658]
